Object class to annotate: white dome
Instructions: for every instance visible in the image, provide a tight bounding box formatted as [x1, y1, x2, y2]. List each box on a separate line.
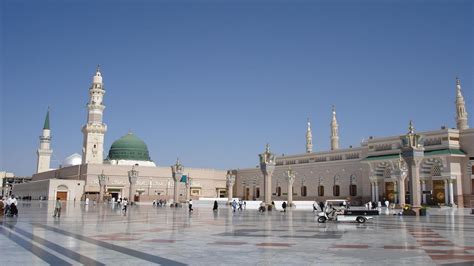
[62, 153, 82, 167]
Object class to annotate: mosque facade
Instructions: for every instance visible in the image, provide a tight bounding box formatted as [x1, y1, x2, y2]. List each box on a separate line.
[13, 67, 228, 202]
[233, 78, 473, 208]
[12, 67, 474, 208]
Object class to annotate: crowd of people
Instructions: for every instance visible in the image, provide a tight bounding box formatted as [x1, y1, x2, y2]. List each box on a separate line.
[1, 195, 19, 217]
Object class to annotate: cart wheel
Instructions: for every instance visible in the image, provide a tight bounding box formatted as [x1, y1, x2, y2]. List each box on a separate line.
[317, 216, 327, 223]
[356, 216, 366, 223]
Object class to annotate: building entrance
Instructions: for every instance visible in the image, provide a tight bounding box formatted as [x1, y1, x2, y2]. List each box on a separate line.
[107, 188, 122, 202]
[433, 180, 445, 204]
[56, 191, 68, 201]
[385, 182, 395, 202]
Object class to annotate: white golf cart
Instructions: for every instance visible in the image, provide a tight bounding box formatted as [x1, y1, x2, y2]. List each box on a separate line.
[317, 199, 376, 224]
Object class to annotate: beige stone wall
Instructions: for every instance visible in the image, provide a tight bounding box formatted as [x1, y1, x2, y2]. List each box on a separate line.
[32, 165, 83, 181]
[82, 164, 226, 200]
[235, 161, 371, 205]
[12, 179, 85, 201]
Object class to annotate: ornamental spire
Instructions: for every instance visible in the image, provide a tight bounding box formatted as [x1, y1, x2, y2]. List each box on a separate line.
[43, 107, 50, 130]
[408, 120, 415, 134]
[92, 64, 103, 84]
[330, 105, 339, 150]
[306, 118, 313, 153]
[455, 77, 469, 130]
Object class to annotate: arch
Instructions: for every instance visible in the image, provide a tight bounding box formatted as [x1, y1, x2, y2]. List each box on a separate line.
[350, 174, 357, 184]
[57, 185, 68, 191]
[431, 164, 442, 177]
[276, 186, 281, 197]
[421, 158, 444, 177]
[349, 174, 357, 196]
[383, 167, 392, 178]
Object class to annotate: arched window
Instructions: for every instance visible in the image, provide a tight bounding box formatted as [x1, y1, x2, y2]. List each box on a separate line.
[276, 186, 281, 197]
[318, 185, 324, 196]
[301, 186, 307, 197]
[350, 184, 357, 196]
[333, 185, 340, 196]
[431, 165, 441, 177]
[255, 188, 260, 198]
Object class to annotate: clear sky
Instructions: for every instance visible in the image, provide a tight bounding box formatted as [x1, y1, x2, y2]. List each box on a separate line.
[1, 0, 473, 176]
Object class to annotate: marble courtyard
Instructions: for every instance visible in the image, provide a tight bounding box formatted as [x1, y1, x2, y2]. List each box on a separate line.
[1, 202, 474, 265]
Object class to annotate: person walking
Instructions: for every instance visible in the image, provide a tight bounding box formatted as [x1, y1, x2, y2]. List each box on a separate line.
[213, 200, 218, 211]
[122, 198, 128, 215]
[53, 197, 62, 217]
[189, 199, 194, 212]
[231, 200, 237, 212]
[238, 200, 243, 211]
[313, 201, 319, 212]
[282, 201, 287, 212]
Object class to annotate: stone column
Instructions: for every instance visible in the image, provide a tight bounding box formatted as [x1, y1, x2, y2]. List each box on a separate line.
[393, 181, 398, 205]
[98, 171, 107, 203]
[374, 182, 379, 202]
[128, 166, 139, 203]
[259, 144, 276, 210]
[400, 120, 424, 208]
[448, 179, 455, 206]
[398, 178, 406, 207]
[444, 179, 449, 205]
[171, 159, 184, 206]
[285, 167, 296, 207]
[226, 171, 236, 204]
[421, 180, 426, 204]
[371, 182, 375, 202]
[185, 176, 191, 202]
[407, 159, 422, 208]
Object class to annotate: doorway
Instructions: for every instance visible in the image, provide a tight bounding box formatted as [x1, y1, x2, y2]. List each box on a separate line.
[433, 180, 445, 204]
[56, 191, 68, 201]
[385, 182, 395, 202]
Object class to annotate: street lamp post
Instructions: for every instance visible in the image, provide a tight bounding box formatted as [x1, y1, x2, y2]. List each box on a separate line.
[98, 171, 108, 203]
[226, 170, 236, 204]
[128, 166, 139, 203]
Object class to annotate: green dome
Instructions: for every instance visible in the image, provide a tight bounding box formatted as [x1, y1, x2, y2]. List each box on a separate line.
[107, 133, 152, 161]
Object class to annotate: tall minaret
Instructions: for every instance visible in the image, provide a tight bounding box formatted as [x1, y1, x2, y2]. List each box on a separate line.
[82, 65, 107, 164]
[306, 118, 313, 153]
[36, 108, 53, 173]
[330, 105, 339, 150]
[455, 77, 469, 130]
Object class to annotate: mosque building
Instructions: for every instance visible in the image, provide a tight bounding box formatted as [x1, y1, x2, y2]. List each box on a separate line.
[12, 67, 474, 208]
[13, 67, 228, 202]
[232, 78, 474, 208]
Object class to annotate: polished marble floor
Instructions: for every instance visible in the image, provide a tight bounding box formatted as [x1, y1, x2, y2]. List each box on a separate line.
[1, 201, 474, 265]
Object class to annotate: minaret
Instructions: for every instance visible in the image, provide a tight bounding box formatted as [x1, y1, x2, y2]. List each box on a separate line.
[306, 118, 313, 153]
[82, 65, 107, 164]
[330, 105, 339, 150]
[36, 108, 53, 173]
[455, 77, 469, 130]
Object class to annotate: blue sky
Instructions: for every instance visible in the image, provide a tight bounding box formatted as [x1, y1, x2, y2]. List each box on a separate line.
[1, 0, 473, 176]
